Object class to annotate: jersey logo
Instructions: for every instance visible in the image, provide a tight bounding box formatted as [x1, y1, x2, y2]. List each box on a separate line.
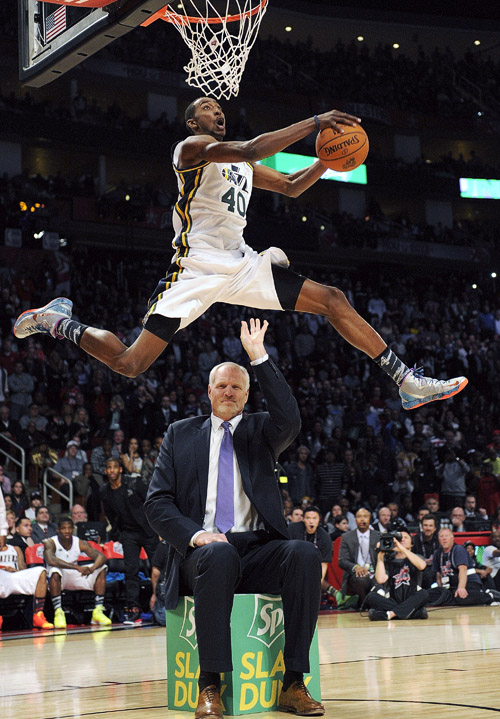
[393, 565, 411, 589]
[441, 559, 454, 577]
[222, 165, 248, 192]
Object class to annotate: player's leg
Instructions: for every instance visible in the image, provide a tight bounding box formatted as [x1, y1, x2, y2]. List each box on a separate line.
[292, 276, 468, 410]
[91, 567, 111, 626]
[14, 298, 169, 378]
[33, 568, 53, 628]
[48, 569, 67, 628]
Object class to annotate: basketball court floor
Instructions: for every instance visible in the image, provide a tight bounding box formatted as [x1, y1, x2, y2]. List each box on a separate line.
[2, 606, 500, 719]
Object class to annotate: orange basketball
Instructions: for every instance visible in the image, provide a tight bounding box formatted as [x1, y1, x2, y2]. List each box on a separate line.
[315, 123, 369, 172]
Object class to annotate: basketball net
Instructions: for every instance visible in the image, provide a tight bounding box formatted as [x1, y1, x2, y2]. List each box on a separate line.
[142, 1, 268, 100]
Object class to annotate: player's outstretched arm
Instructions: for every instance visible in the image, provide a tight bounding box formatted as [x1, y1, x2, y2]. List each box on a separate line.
[179, 109, 361, 167]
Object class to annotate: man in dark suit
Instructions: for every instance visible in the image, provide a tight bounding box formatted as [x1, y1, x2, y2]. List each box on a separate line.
[101, 457, 159, 625]
[31, 505, 58, 543]
[145, 319, 324, 719]
[338, 508, 380, 604]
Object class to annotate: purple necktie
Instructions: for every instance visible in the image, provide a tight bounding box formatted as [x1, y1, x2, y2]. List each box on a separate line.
[215, 421, 234, 533]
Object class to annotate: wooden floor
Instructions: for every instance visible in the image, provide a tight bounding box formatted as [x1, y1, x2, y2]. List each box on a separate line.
[2, 606, 500, 718]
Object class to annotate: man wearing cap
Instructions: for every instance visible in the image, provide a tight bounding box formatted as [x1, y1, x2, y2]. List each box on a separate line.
[53, 441, 85, 503]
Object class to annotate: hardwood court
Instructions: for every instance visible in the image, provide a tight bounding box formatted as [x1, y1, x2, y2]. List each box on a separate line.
[2, 606, 500, 719]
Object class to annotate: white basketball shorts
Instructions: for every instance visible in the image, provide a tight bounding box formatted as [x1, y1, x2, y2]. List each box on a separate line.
[48, 564, 107, 591]
[143, 244, 306, 342]
[0, 566, 46, 597]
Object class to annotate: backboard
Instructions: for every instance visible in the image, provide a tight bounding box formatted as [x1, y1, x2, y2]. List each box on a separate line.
[18, 0, 169, 87]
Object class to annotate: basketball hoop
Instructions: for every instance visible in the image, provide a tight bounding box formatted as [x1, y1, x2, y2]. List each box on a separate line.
[142, 1, 268, 99]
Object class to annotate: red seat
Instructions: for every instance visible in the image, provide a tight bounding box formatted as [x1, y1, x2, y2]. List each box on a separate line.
[326, 536, 344, 591]
[77, 540, 104, 563]
[25, 542, 45, 567]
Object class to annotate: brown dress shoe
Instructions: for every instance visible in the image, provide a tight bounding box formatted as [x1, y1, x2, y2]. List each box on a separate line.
[194, 685, 223, 719]
[278, 681, 325, 716]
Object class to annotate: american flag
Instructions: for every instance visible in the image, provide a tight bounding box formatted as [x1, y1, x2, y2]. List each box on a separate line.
[45, 5, 67, 42]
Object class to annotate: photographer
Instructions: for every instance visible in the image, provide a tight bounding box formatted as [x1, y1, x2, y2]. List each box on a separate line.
[365, 529, 429, 621]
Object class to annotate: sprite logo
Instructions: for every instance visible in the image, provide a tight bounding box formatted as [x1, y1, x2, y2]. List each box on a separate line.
[179, 596, 198, 650]
[247, 595, 284, 648]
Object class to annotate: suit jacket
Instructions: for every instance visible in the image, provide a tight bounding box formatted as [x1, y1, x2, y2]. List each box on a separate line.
[338, 528, 380, 596]
[31, 522, 58, 544]
[101, 475, 156, 540]
[145, 358, 301, 609]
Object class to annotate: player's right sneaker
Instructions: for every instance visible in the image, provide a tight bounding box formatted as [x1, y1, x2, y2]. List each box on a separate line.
[53, 607, 67, 629]
[33, 611, 54, 629]
[399, 366, 468, 411]
[13, 297, 73, 339]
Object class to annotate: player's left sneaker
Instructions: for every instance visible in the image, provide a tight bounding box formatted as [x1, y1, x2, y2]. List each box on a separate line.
[399, 366, 468, 410]
[91, 605, 112, 626]
[33, 611, 54, 629]
[13, 297, 73, 339]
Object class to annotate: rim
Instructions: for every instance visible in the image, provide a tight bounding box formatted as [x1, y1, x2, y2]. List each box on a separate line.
[151, 0, 267, 25]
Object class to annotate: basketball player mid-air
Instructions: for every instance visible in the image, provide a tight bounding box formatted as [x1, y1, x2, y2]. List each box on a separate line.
[15, 98, 467, 410]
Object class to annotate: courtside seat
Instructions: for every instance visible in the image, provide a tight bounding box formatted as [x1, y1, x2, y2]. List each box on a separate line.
[25, 543, 45, 567]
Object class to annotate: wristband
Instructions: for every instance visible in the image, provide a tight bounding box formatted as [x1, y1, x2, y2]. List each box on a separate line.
[314, 115, 320, 132]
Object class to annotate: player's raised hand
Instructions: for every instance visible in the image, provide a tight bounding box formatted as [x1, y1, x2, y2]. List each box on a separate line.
[240, 318, 269, 361]
[317, 109, 361, 132]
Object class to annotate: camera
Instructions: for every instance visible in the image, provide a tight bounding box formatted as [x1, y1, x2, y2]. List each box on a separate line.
[379, 531, 402, 552]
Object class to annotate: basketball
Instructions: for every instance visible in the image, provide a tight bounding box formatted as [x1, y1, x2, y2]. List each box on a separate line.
[315, 124, 369, 172]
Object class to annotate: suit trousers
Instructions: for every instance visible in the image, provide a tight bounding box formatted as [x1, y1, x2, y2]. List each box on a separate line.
[179, 535, 322, 673]
[365, 588, 429, 619]
[120, 530, 159, 608]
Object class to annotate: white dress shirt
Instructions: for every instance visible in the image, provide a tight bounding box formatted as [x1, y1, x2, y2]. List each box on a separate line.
[356, 529, 371, 567]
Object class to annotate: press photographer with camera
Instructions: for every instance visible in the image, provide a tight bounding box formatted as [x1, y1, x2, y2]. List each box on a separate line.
[365, 529, 429, 621]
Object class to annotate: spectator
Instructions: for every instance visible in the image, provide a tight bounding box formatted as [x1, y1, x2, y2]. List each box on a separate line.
[5, 509, 16, 538]
[450, 506, 467, 532]
[25, 490, 43, 521]
[0, 464, 12, 495]
[338, 508, 380, 605]
[366, 529, 428, 621]
[431, 528, 498, 607]
[438, 450, 469, 510]
[120, 437, 143, 477]
[329, 514, 349, 542]
[31, 505, 58, 543]
[44, 517, 111, 629]
[153, 395, 177, 436]
[314, 449, 344, 515]
[287, 505, 304, 523]
[283, 446, 313, 503]
[19, 403, 48, 433]
[413, 514, 440, 589]
[10, 480, 29, 518]
[481, 530, 500, 591]
[372, 506, 392, 534]
[8, 361, 34, 421]
[54, 440, 86, 501]
[90, 437, 114, 476]
[100, 457, 159, 625]
[387, 502, 407, 531]
[6, 517, 35, 558]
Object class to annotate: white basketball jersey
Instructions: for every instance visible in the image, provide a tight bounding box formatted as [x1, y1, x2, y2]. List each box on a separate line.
[0, 544, 19, 570]
[52, 534, 81, 564]
[171, 144, 254, 254]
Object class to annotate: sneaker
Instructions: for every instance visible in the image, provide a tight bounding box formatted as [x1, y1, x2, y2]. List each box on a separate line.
[399, 366, 468, 411]
[91, 605, 112, 626]
[368, 608, 388, 621]
[13, 297, 73, 339]
[412, 607, 428, 619]
[53, 607, 67, 629]
[33, 611, 54, 629]
[336, 591, 359, 610]
[123, 607, 142, 625]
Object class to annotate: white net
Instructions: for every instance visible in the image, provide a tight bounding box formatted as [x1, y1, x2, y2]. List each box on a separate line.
[163, 1, 268, 100]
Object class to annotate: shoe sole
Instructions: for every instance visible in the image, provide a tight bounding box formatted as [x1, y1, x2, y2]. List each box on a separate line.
[91, 620, 112, 626]
[400, 377, 468, 411]
[13, 297, 73, 338]
[278, 706, 325, 716]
